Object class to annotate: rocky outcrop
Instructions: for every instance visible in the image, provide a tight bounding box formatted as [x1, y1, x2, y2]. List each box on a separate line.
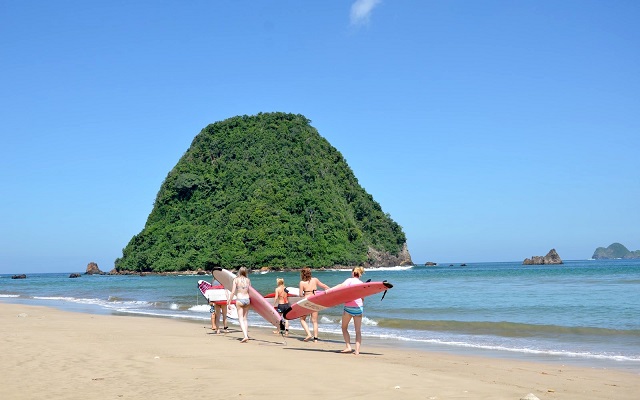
[11, 274, 27, 279]
[69, 273, 81, 278]
[365, 243, 413, 268]
[85, 262, 105, 275]
[523, 249, 563, 265]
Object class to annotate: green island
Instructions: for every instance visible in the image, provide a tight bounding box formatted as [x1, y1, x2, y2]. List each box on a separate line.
[592, 243, 640, 260]
[115, 112, 411, 272]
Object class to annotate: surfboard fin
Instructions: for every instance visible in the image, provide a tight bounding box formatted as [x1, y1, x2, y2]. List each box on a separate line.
[380, 280, 393, 301]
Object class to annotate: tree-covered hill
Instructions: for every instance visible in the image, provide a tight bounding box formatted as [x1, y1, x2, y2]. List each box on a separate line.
[592, 243, 640, 259]
[115, 112, 411, 272]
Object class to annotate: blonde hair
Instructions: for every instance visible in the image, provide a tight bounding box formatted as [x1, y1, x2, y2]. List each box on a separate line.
[237, 267, 248, 277]
[276, 277, 285, 286]
[352, 266, 364, 278]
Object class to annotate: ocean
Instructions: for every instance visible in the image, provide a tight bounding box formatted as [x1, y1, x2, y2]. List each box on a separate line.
[2, 259, 639, 372]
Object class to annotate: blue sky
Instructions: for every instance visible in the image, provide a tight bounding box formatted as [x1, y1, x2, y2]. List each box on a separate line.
[1, 1, 638, 273]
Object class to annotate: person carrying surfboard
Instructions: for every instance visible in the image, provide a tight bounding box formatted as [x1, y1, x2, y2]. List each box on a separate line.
[210, 277, 229, 334]
[298, 267, 330, 342]
[228, 267, 251, 343]
[272, 278, 290, 336]
[328, 266, 365, 355]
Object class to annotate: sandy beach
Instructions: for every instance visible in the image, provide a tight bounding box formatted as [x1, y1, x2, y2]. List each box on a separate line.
[1, 303, 637, 400]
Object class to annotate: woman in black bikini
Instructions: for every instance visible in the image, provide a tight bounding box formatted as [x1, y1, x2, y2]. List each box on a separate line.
[228, 267, 251, 343]
[298, 267, 329, 342]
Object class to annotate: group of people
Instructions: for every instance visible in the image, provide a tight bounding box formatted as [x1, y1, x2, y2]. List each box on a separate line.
[209, 266, 366, 355]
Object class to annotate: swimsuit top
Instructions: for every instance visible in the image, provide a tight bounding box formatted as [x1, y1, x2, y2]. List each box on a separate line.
[277, 287, 288, 302]
[301, 279, 317, 296]
[235, 277, 250, 291]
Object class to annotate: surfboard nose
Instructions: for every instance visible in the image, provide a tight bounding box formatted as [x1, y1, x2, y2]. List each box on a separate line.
[383, 281, 393, 289]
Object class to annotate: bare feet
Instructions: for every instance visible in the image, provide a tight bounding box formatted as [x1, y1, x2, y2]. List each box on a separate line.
[240, 337, 249, 343]
[340, 348, 353, 353]
[303, 336, 313, 342]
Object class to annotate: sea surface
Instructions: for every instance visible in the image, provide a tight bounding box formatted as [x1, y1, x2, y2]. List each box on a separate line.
[2, 259, 639, 372]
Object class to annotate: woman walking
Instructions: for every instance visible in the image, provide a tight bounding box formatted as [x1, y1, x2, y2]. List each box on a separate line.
[298, 267, 329, 342]
[228, 267, 251, 343]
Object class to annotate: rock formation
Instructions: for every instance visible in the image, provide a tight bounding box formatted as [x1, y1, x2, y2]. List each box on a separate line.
[85, 262, 105, 275]
[523, 249, 563, 265]
[365, 243, 413, 268]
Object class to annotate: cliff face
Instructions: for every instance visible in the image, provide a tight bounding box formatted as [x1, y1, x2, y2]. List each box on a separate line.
[365, 243, 413, 268]
[523, 249, 563, 265]
[115, 112, 411, 272]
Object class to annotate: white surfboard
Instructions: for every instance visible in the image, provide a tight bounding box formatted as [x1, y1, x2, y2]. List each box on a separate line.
[197, 280, 238, 319]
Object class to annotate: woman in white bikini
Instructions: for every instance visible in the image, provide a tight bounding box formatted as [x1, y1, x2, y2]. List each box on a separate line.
[298, 267, 330, 342]
[228, 267, 251, 343]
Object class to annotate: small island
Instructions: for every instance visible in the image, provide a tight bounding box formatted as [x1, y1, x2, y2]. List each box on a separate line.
[523, 249, 563, 265]
[592, 243, 640, 259]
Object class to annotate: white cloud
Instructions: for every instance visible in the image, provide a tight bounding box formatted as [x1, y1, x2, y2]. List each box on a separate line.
[350, 0, 381, 26]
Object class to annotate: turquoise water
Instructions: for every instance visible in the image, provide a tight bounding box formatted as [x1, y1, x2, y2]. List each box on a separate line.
[2, 259, 639, 371]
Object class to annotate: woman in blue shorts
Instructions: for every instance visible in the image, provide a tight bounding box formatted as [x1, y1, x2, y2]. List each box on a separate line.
[331, 266, 364, 355]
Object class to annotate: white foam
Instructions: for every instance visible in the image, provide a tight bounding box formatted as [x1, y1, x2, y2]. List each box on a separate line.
[189, 304, 212, 313]
[362, 316, 378, 326]
[0, 294, 20, 298]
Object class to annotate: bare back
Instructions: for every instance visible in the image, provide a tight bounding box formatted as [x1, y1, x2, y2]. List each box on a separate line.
[300, 277, 326, 298]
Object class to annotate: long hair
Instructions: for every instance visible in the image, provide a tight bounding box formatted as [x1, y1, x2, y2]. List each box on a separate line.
[352, 266, 364, 278]
[238, 267, 248, 278]
[276, 277, 285, 286]
[300, 267, 311, 282]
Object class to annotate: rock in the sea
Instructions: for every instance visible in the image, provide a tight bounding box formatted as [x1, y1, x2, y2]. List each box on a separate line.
[523, 249, 563, 265]
[365, 244, 413, 268]
[85, 262, 105, 275]
[11, 274, 27, 279]
[69, 273, 81, 278]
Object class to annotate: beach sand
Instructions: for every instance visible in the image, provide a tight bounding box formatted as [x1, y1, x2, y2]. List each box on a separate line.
[1, 303, 637, 400]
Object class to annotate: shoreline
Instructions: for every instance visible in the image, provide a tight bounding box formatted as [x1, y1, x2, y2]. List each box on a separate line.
[2, 303, 638, 400]
[3, 295, 639, 374]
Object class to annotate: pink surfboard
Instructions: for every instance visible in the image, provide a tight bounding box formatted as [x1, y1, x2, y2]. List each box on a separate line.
[283, 281, 393, 320]
[213, 268, 285, 331]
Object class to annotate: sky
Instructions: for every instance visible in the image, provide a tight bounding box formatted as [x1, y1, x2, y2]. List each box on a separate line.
[1, 1, 639, 273]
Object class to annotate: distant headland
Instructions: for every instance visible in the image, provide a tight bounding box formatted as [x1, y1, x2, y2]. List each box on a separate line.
[592, 243, 640, 259]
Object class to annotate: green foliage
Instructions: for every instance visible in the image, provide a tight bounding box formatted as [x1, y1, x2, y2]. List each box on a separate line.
[115, 112, 407, 272]
[592, 242, 640, 259]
